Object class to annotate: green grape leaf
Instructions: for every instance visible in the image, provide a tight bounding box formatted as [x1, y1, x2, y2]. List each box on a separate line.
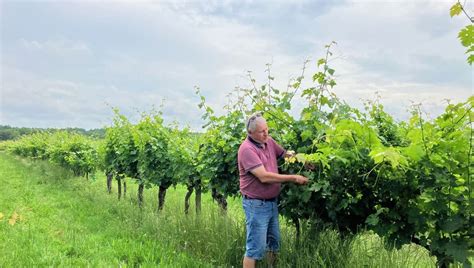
[450, 2, 462, 17]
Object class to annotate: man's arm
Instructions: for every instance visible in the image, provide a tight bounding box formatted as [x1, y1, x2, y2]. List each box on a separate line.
[250, 166, 308, 185]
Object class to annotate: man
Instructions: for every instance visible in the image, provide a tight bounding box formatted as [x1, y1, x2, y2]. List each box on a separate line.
[238, 112, 309, 268]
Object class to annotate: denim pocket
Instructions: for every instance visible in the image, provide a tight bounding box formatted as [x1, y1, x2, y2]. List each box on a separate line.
[249, 199, 266, 209]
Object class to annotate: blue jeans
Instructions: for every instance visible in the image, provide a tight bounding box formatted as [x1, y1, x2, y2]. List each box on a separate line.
[242, 198, 280, 260]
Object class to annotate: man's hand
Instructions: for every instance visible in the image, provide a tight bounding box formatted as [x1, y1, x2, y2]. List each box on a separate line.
[284, 150, 297, 164]
[285, 150, 296, 158]
[294, 175, 309, 185]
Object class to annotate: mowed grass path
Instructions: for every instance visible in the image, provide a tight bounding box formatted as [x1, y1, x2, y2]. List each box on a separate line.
[0, 152, 438, 267]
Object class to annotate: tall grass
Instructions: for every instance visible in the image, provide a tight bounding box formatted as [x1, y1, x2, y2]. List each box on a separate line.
[0, 153, 440, 267]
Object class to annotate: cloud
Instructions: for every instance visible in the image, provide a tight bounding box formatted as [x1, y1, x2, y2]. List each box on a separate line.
[332, 75, 472, 121]
[290, 0, 473, 120]
[1, 0, 472, 130]
[20, 38, 91, 55]
[0, 65, 204, 129]
[2, 67, 111, 128]
[308, 0, 469, 82]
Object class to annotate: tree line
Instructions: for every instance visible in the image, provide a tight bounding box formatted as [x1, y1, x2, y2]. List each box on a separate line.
[0, 125, 105, 141]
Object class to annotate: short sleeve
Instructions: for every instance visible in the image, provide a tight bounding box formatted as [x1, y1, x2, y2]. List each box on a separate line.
[239, 147, 263, 173]
[271, 138, 285, 159]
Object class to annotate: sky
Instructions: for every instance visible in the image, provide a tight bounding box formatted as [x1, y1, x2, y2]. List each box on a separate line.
[1, 0, 472, 131]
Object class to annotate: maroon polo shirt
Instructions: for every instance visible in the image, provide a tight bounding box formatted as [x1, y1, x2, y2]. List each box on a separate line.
[238, 136, 285, 199]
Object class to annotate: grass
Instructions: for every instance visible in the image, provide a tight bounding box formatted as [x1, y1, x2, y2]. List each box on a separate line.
[0, 152, 440, 267]
[0, 153, 206, 267]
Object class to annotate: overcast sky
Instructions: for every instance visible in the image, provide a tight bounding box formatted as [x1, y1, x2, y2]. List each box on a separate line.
[1, 0, 472, 130]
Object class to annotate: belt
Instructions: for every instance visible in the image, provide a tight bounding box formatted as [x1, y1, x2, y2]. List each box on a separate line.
[243, 195, 277, 202]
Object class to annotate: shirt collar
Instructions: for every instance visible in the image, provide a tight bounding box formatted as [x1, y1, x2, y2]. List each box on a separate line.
[248, 135, 266, 149]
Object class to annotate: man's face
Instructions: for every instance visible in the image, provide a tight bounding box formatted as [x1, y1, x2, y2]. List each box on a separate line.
[249, 120, 269, 144]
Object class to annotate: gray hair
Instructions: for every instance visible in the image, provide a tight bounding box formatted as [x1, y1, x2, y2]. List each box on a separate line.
[246, 112, 266, 133]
